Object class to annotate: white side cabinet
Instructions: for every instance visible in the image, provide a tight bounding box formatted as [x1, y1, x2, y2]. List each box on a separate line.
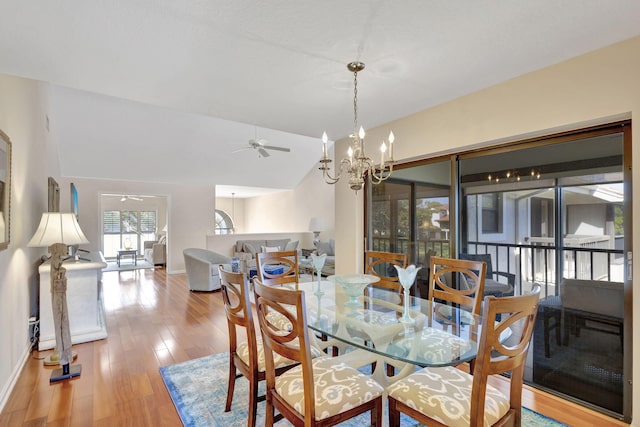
[38, 251, 108, 351]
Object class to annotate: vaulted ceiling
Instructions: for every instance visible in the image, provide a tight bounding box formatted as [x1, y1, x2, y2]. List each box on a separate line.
[1, 1, 639, 197]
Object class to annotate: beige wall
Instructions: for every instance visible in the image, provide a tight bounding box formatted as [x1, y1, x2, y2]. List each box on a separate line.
[0, 75, 57, 408]
[335, 36, 640, 423]
[237, 165, 335, 241]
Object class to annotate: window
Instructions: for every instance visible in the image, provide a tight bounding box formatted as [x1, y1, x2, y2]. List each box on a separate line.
[481, 193, 502, 233]
[215, 209, 234, 234]
[102, 210, 157, 258]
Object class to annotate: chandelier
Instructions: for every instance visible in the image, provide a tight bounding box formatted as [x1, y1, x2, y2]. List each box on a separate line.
[319, 61, 395, 192]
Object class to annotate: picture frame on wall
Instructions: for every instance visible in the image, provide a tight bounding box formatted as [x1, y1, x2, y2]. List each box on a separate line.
[48, 177, 60, 213]
[0, 129, 11, 251]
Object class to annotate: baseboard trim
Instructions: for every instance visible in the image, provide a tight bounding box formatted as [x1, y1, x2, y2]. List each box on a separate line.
[0, 344, 31, 413]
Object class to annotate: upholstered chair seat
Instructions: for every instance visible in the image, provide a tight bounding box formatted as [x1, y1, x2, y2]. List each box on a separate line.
[275, 356, 384, 421]
[236, 338, 296, 372]
[387, 285, 541, 427]
[237, 337, 324, 372]
[387, 365, 510, 427]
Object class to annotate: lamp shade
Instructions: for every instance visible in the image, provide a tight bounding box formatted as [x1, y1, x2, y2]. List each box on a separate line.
[308, 217, 325, 233]
[28, 213, 89, 248]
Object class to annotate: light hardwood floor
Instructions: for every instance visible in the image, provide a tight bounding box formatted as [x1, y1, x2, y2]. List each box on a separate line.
[0, 268, 629, 426]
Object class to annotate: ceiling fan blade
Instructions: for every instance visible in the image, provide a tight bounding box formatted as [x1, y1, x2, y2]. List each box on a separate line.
[263, 145, 291, 152]
[258, 147, 270, 158]
[231, 146, 251, 154]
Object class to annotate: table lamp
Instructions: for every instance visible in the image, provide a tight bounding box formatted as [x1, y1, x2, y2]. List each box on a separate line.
[28, 212, 89, 382]
[308, 217, 324, 247]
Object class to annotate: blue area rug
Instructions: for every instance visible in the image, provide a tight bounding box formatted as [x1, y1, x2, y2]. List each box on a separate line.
[160, 352, 568, 427]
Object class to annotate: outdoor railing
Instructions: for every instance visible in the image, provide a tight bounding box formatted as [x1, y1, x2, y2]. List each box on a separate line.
[371, 236, 623, 299]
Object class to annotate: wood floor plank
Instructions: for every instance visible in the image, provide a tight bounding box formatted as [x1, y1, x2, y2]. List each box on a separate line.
[0, 266, 628, 426]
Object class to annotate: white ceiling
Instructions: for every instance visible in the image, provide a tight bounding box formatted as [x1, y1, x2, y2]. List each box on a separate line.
[1, 1, 640, 197]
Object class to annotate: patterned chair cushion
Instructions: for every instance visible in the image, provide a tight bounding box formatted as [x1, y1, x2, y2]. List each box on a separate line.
[275, 356, 384, 421]
[266, 310, 293, 331]
[387, 365, 510, 427]
[237, 338, 296, 372]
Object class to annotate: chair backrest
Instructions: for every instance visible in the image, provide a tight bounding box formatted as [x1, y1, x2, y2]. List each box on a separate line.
[218, 266, 259, 367]
[253, 279, 316, 419]
[471, 284, 541, 423]
[428, 256, 487, 315]
[365, 250, 409, 293]
[256, 250, 299, 287]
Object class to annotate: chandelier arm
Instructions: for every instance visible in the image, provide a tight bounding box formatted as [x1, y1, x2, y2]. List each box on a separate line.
[320, 160, 342, 184]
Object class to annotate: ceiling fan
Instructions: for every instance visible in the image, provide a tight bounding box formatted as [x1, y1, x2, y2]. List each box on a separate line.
[232, 129, 291, 158]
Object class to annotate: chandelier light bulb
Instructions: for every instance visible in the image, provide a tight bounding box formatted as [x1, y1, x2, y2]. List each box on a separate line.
[358, 126, 366, 140]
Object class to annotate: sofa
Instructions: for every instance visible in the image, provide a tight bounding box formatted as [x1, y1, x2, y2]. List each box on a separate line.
[183, 248, 231, 291]
[314, 239, 335, 276]
[233, 238, 299, 272]
[144, 236, 166, 266]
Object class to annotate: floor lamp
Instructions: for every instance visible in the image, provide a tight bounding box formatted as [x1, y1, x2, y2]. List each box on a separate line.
[308, 217, 325, 247]
[28, 212, 89, 382]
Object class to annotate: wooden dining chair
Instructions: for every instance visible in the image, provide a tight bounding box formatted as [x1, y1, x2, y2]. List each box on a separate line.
[218, 267, 297, 427]
[253, 278, 384, 427]
[428, 256, 487, 317]
[364, 250, 408, 297]
[387, 284, 541, 427]
[256, 250, 299, 287]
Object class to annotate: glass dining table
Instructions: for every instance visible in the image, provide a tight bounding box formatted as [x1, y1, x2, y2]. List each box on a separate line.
[295, 277, 481, 386]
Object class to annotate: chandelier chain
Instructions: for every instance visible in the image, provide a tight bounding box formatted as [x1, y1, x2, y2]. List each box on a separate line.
[353, 69, 359, 137]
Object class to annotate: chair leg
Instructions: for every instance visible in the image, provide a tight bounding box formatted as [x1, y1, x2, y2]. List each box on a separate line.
[248, 377, 259, 427]
[388, 397, 401, 427]
[543, 308, 551, 358]
[264, 395, 275, 427]
[371, 396, 383, 426]
[225, 357, 236, 412]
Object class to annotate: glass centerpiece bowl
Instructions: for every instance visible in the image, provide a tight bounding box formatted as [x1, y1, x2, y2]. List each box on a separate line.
[328, 274, 379, 307]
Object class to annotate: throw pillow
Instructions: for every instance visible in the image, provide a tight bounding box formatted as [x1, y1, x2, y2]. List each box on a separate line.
[243, 242, 258, 257]
[285, 240, 299, 251]
[316, 241, 332, 256]
[261, 245, 280, 253]
[158, 235, 166, 245]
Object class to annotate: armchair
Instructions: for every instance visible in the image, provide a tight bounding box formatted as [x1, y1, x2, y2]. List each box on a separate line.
[183, 248, 231, 292]
[459, 253, 515, 297]
[144, 238, 166, 266]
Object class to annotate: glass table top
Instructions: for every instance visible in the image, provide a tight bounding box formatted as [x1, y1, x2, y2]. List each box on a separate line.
[295, 280, 480, 367]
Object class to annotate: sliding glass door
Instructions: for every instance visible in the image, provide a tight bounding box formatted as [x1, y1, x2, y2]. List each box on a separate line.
[366, 160, 451, 297]
[364, 122, 631, 420]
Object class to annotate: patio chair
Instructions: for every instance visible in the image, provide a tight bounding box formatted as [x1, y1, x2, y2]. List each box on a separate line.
[459, 253, 515, 297]
[387, 284, 541, 427]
